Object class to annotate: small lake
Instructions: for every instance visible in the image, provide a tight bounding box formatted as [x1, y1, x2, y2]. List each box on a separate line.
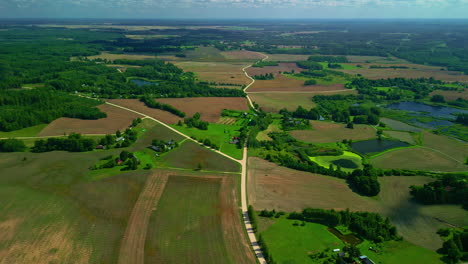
[351, 139, 409, 154]
[130, 79, 159, 87]
[387, 101, 468, 120]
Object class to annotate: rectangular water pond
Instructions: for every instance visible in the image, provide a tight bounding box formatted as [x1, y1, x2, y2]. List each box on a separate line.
[351, 139, 409, 154]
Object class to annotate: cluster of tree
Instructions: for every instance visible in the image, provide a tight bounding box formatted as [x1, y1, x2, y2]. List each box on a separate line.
[253, 73, 274, 80]
[280, 116, 310, 131]
[327, 63, 343, 69]
[296, 61, 323, 70]
[140, 96, 186, 117]
[97, 134, 116, 148]
[246, 111, 274, 149]
[449, 98, 468, 109]
[184, 113, 209, 130]
[280, 106, 320, 120]
[308, 55, 348, 63]
[288, 208, 399, 242]
[32, 133, 96, 153]
[348, 165, 381, 196]
[201, 138, 219, 150]
[0, 139, 27, 152]
[115, 129, 138, 148]
[248, 205, 258, 232]
[252, 61, 279, 67]
[437, 228, 468, 264]
[455, 113, 468, 126]
[410, 174, 468, 209]
[0, 89, 106, 131]
[431, 94, 446, 103]
[151, 139, 178, 153]
[259, 209, 285, 218]
[93, 151, 140, 171]
[303, 79, 317, 85]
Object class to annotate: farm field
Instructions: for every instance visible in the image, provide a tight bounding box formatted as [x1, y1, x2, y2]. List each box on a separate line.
[290, 120, 375, 143]
[220, 50, 265, 61]
[170, 123, 244, 160]
[156, 97, 249, 123]
[264, 54, 310, 62]
[384, 130, 417, 144]
[429, 89, 468, 100]
[172, 61, 250, 85]
[248, 74, 347, 92]
[84, 52, 156, 61]
[421, 131, 467, 163]
[249, 92, 318, 112]
[370, 147, 466, 172]
[247, 157, 468, 250]
[38, 104, 140, 136]
[246, 62, 305, 76]
[380, 117, 423, 132]
[257, 217, 343, 264]
[106, 99, 182, 124]
[158, 140, 241, 172]
[309, 151, 363, 172]
[346, 55, 410, 64]
[0, 124, 47, 138]
[145, 175, 255, 264]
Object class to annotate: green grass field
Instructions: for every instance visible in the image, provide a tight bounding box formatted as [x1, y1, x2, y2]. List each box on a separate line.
[145, 176, 232, 263]
[0, 124, 47, 138]
[309, 151, 363, 172]
[171, 123, 243, 160]
[258, 216, 343, 264]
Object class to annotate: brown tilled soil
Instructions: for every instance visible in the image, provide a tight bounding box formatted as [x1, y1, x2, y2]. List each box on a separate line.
[248, 74, 346, 92]
[106, 99, 182, 124]
[221, 50, 265, 61]
[173, 61, 251, 85]
[118, 172, 169, 264]
[429, 89, 468, 100]
[38, 104, 140, 136]
[156, 97, 249, 122]
[289, 120, 375, 143]
[246, 63, 305, 76]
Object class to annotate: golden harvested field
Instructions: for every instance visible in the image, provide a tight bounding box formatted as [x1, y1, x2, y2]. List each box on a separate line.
[156, 97, 249, 123]
[289, 120, 375, 143]
[429, 89, 468, 100]
[38, 104, 140, 136]
[172, 61, 250, 85]
[265, 54, 310, 62]
[246, 63, 305, 76]
[248, 74, 347, 92]
[84, 52, 156, 61]
[370, 147, 467, 172]
[338, 63, 468, 83]
[249, 92, 318, 112]
[107, 99, 182, 124]
[248, 157, 468, 250]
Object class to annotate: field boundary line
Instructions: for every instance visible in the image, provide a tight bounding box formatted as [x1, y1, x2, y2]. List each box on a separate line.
[0, 133, 107, 140]
[118, 172, 168, 264]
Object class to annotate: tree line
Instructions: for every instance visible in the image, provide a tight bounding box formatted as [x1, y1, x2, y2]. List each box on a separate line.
[140, 96, 186, 117]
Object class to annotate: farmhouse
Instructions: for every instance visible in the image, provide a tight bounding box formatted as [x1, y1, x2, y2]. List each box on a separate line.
[230, 137, 240, 144]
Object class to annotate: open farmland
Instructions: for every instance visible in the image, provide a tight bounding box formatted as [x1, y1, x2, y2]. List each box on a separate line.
[106, 99, 182, 124]
[145, 175, 255, 264]
[248, 157, 468, 250]
[290, 120, 375, 143]
[384, 130, 417, 144]
[156, 97, 249, 123]
[429, 89, 468, 100]
[38, 104, 140, 136]
[370, 147, 467, 172]
[338, 63, 468, 83]
[248, 74, 347, 92]
[380, 117, 423, 132]
[421, 131, 467, 163]
[346, 56, 409, 64]
[159, 141, 241, 172]
[264, 54, 310, 62]
[172, 61, 250, 85]
[221, 50, 264, 61]
[246, 63, 305, 76]
[84, 52, 156, 61]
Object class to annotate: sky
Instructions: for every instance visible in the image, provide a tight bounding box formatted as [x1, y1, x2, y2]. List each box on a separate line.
[0, 0, 467, 19]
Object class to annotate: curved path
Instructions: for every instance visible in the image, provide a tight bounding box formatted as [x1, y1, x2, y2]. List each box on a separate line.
[242, 54, 269, 110]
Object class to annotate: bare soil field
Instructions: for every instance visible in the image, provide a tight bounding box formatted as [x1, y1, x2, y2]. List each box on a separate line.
[246, 63, 305, 76]
[249, 92, 321, 112]
[118, 172, 168, 264]
[338, 64, 468, 83]
[429, 89, 468, 100]
[265, 54, 310, 62]
[248, 157, 468, 250]
[84, 52, 156, 61]
[248, 74, 347, 92]
[156, 97, 249, 123]
[370, 147, 467, 172]
[384, 130, 417, 144]
[38, 104, 140, 136]
[106, 99, 182, 124]
[172, 61, 250, 85]
[221, 50, 264, 61]
[289, 120, 375, 143]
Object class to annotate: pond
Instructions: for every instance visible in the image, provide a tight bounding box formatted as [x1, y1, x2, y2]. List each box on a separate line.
[331, 159, 359, 169]
[351, 139, 409, 154]
[130, 79, 159, 87]
[387, 101, 468, 120]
